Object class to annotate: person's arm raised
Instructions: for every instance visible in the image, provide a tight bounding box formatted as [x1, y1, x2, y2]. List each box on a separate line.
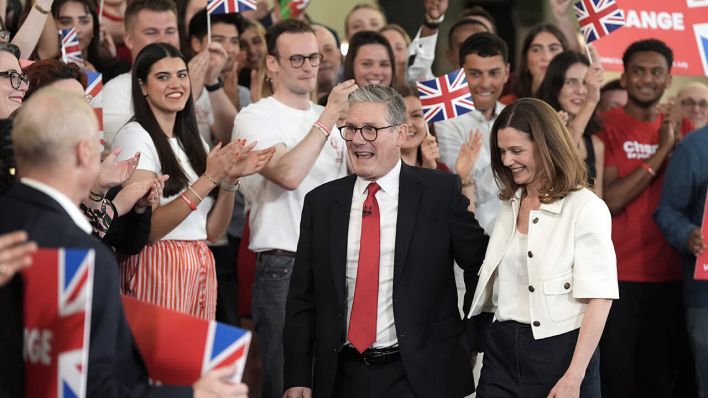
[258, 80, 357, 190]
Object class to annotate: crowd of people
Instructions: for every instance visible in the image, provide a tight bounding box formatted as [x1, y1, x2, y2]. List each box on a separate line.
[0, 0, 707, 397]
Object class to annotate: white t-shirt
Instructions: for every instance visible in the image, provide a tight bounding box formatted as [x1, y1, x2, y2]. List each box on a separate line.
[103, 72, 132, 148]
[112, 121, 214, 241]
[232, 96, 347, 252]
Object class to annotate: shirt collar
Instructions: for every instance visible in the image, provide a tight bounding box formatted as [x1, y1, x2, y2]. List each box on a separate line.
[21, 178, 93, 234]
[354, 159, 402, 197]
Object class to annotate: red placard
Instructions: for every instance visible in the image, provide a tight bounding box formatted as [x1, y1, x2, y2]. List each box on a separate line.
[121, 296, 251, 385]
[694, 191, 708, 280]
[591, 0, 708, 77]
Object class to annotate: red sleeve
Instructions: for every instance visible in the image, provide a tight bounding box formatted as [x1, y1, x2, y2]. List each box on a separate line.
[598, 112, 619, 169]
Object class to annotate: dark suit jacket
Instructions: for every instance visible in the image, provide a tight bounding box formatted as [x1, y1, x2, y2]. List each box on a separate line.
[283, 164, 490, 398]
[0, 183, 191, 398]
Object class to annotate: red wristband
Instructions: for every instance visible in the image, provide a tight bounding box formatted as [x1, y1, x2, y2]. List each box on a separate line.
[179, 193, 197, 211]
[639, 162, 656, 177]
[313, 120, 331, 137]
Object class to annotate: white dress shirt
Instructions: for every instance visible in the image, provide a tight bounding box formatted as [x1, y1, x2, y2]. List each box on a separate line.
[21, 178, 92, 234]
[346, 160, 401, 349]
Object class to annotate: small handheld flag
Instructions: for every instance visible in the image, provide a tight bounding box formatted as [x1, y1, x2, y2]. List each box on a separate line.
[60, 27, 84, 67]
[85, 71, 104, 148]
[279, 0, 310, 19]
[574, 0, 625, 43]
[417, 69, 475, 123]
[207, 0, 256, 15]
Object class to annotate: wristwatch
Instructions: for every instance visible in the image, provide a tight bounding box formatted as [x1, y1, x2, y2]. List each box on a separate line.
[205, 78, 224, 92]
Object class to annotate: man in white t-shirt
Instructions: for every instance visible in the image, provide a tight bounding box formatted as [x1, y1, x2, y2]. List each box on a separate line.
[103, 0, 236, 147]
[231, 19, 356, 398]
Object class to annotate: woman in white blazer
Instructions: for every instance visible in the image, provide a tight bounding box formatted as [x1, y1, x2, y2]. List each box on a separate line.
[469, 98, 618, 398]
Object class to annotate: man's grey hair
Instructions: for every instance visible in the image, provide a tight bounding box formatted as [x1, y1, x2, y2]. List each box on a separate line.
[348, 85, 407, 126]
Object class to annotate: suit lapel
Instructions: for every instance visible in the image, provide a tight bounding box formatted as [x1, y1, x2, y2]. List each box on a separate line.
[330, 175, 356, 308]
[393, 164, 421, 282]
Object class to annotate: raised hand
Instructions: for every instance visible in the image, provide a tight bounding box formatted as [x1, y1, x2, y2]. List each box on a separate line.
[188, 50, 210, 99]
[322, 80, 359, 122]
[224, 140, 276, 181]
[549, 0, 572, 20]
[95, 147, 140, 192]
[205, 42, 229, 85]
[584, 65, 604, 105]
[420, 133, 440, 169]
[557, 110, 570, 126]
[456, 129, 483, 178]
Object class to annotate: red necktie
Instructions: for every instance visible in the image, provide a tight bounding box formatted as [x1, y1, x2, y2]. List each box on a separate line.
[348, 182, 381, 353]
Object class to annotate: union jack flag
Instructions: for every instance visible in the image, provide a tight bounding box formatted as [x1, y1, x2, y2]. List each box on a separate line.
[60, 28, 84, 67]
[85, 72, 104, 147]
[23, 249, 95, 398]
[574, 0, 625, 43]
[122, 296, 251, 384]
[207, 0, 256, 15]
[417, 69, 475, 123]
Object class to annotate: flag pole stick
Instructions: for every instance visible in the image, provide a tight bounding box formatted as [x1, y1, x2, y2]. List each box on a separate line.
[207, 13, 212, 44]
[98, 0, 105, 25]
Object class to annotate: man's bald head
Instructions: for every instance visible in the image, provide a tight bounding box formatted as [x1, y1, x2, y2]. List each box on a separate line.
[678, 81, 708, 129]
[13, 87, 99, 171]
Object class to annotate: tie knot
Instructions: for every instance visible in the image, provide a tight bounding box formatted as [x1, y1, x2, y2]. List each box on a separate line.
[367, 182, 381, 198]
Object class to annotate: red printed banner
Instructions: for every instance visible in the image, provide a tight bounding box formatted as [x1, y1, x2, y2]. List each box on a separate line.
[590, 0, 708, 76]
[23, 248, 95, 398]
[121, 296, 251, 385]
[694, 190, 708, 280]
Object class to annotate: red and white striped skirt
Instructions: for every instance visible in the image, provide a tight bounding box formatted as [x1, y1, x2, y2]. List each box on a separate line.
[119, 240, 217, 320]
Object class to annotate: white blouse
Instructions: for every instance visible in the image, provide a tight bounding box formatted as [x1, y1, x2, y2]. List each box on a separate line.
[494, 230, 531, 324]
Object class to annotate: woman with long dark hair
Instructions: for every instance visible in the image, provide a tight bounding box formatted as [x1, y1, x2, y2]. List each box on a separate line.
[536, 50, 605, 197]
[51, 0, 129, 81]
[500, 24, 568, 104]
[342, 30, 395, 88]
[113, 43, 274, 319]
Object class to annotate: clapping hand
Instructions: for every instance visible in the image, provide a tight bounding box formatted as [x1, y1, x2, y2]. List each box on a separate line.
[455, 129, 483, 178]
[420, 133, 440, 169]
[95, 147, 140, 192]
[223, 139, 276, 181]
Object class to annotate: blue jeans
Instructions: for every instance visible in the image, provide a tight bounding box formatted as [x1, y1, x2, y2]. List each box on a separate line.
[252, 253, 294, 398]
[686, 307, 708, 398]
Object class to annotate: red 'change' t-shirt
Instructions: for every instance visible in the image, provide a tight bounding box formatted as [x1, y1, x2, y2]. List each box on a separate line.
[598, 108, 692, 283]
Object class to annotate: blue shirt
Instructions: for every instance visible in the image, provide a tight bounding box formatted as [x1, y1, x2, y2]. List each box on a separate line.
[654, 126, 708, 307]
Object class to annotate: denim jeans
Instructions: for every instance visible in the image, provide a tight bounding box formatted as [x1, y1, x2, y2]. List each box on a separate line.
[686, 307, 708, 398]
[252, 253, 295, 398]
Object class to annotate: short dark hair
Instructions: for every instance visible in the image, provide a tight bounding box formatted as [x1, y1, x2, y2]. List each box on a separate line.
[622, 38, 673, 71]
[312, 22, 341, 49]
[601, 78, 623, 93]
[459, 31, 508, 66]
[188, 8, 243, 40]
[265, 19, 314, 56]
[462, 6, 496, 32]
[447, 18, 489, 49]
[342, 30, 396, 86]
[124, 0, 177, 32]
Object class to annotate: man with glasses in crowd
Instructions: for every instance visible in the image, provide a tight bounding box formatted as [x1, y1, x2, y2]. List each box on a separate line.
[677, 81, 708, 130]
[231, 19, 356, 398]
[283, 85, 489, 398]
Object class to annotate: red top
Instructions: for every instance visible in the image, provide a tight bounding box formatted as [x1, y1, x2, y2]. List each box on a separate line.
[598, 107, 693, 282]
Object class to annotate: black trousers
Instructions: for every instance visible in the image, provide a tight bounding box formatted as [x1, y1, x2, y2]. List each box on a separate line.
[332, 347, 416, 398]
[600, 281, 690, 398]
[477, 320, 601, 398]
[210, 234, 241, 326]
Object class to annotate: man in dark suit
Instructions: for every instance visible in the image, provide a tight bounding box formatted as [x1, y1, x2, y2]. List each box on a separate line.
[283, 85, 489, 398]
[0, 88, 247, 397]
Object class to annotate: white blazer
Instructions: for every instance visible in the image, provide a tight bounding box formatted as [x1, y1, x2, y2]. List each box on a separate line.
[467, 188, 619, 339]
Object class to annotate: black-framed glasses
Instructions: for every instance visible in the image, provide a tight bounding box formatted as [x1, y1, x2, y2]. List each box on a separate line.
[0, 70, 29, 89]
[339, 124, 399, 142]
[680, 99, 708, 109]
[276, 52, 322, 68]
